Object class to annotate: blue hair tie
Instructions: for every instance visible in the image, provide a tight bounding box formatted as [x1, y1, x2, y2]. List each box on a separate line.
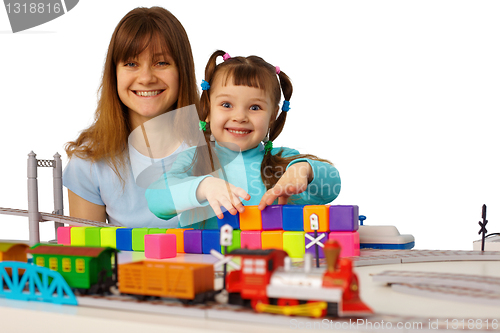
[282, 100, 291, 112]
[201, 80, 210, 91]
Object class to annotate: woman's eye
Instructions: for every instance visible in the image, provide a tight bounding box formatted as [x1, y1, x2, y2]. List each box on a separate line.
[250, 105, 261, 111]
[157, 61, 169, 66]
[124, 62, 136, 67]
[222, 102, 232, 108]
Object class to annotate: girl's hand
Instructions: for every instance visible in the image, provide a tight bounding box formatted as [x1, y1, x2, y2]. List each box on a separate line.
[197, 177, 250, 219]
[258, 162, 313, 210]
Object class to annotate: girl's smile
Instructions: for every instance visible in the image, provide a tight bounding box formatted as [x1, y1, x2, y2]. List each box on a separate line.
[208, 77, 276, 152]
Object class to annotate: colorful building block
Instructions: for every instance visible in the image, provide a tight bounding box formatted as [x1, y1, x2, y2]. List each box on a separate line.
[100, 227, 120, 248]
[305, 232, 329, 258]
[132, 228, 150, 251]
[283, 231, 305, 258]
[261, 230, 283, 250]
[116, 228, 133, 251]
[57, 226, 72, 245]
[166, 228, 192, 253]
[70, 227, 87, 246]
[282, 205, 305, 231]
[239, 206, 262, 230]
[148, 228, 167, 235]
[217, 209, 240, 230]
[184, 230, 203, 254]
[222, 230, 241, 254]
[303, 205, 329, 232]
[85, 227, 102, 247]
[144, 234, 176, 259]
[261, 205, 283, 230]
[202, 229, 220, 254]
[328, 231, 360, 257]
[240, 231, 262, 250]
[329, 205, 359, 231]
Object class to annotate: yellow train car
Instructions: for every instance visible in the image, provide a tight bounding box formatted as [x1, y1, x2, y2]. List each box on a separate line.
[0, 242, 29, 262]
[118, 260, 214, 302]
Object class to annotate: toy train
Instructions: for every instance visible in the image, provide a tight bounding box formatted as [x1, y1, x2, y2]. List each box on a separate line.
[0, 239, 372, 318]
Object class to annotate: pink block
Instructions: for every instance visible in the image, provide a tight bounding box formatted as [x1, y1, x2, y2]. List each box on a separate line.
[144, 234, 177, 259]
[57, 226, 72, 245]
[328, 231, 360, 257]
[240, 231, 262, 250]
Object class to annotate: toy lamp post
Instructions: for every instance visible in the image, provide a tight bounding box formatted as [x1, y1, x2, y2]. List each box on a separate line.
[220, 224, 233, 289]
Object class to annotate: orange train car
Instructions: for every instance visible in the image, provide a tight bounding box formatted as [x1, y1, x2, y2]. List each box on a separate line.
[118, 260, 215, 302]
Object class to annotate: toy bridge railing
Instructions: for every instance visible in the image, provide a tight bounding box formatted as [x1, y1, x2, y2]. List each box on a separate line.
[0, 207, 109, 228]
[0, 261, 77, 305]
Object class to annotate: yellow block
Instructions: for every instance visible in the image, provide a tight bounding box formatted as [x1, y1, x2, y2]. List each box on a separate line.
[261, 230, 284, 250]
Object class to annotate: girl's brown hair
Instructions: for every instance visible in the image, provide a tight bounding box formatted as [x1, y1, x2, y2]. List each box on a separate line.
[197, 50, 331, 190]
[65, 7, 199, 181]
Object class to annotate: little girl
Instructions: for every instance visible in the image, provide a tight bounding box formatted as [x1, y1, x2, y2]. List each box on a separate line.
[146, 50, 341, 229]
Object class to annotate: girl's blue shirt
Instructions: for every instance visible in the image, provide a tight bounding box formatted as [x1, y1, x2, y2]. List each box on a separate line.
[145, 143, 341, 229]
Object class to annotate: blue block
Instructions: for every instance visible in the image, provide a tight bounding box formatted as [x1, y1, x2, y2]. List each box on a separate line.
[217, 208, 240, 230]
[360, 242, 415, 250]
[282, 205, 305, 231]
[116, 228, 133, 251]
[202, 230, 221, 254]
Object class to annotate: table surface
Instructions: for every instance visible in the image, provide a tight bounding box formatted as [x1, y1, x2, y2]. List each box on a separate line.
[1, 251, 500, 333]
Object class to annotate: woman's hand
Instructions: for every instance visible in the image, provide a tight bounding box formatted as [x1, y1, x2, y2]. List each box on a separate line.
[258, 162, 313, 210]
[197, 177, 250, 219]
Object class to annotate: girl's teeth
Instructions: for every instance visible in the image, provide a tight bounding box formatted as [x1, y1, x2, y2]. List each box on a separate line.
[228, 129, 250, 134]
[136, 90, 161, 97]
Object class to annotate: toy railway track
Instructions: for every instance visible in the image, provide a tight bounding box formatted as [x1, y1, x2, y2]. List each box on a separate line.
[0, 207, 109, 228]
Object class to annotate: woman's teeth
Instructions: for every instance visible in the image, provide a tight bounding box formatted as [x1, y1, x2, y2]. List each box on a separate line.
[135, 90, 162, 97]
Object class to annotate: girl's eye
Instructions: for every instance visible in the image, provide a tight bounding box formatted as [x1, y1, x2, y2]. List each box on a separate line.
[124, 62, 137, 67]
[222, 102, 232, 108]
[157, 61, 169, 66]
[250, 105, 261, 111]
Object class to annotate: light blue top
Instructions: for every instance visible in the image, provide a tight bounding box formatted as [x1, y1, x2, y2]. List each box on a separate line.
[62, 144, 186, 228]
[145, 143, 341, 229]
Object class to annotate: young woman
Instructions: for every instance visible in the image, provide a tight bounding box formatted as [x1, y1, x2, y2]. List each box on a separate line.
[63, 7, 199, 227]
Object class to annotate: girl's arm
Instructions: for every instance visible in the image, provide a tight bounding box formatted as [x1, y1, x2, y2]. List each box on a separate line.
[258, 148, 341, 209]
[67, 190, 107, 222]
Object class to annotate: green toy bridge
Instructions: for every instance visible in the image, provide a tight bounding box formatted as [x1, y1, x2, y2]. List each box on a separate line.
[0, 261, 77, 305]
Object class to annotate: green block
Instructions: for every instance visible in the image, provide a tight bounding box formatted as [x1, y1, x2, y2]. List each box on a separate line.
[100, 227, 120, 248]
[85, 227, 102, 247]
[283, 231, 305, 258]
[70, 227, 87, 246]
[148, 228, 167, 235]
[223, 230, 241, 255]
[132, 228, 150, 251]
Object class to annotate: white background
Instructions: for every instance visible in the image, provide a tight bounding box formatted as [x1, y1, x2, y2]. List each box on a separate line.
[0, 1, 499, 249]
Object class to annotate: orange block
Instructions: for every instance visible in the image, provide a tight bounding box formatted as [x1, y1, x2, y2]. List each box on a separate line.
[303, 205, 329, 232]
[166, 228, 193, 253]
[239, 206, 262, 230]
[261, 230, 284, 250]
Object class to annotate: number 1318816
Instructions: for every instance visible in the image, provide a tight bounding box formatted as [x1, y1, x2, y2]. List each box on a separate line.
[444, 319, 498, 330]
[6, 2, 61, 14]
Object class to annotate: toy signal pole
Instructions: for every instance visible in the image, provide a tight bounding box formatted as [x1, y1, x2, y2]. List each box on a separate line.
[478, 204, 488, 252]
[220, 224, 233, 289]
[310, 214, 320, 268]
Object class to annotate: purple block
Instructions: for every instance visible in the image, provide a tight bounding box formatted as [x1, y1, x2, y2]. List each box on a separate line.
[305, 232, 329, 258]
[261, 205, 283, 230]
[329, 205, 359, 231]
[184, 230, 202, 254]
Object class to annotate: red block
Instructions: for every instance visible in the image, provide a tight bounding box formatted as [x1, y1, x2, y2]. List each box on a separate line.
[57, 226, 72, 245]
[144, 234, 177, 259]
[328, 231, 360, 257]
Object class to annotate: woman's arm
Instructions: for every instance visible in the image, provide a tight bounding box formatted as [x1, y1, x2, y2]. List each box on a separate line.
[67, 190, 107, 222]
